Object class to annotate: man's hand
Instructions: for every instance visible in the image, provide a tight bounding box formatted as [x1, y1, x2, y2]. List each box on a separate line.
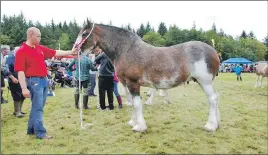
[22, 88, 30, 98]
[71, 48, 78, 56]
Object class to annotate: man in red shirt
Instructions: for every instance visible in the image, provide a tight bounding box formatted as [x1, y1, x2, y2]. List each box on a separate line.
[15, 27, 78, 139]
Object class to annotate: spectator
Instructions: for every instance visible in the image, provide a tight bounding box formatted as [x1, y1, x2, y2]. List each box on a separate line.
[234, 64, 243, 81]
[113, 72, 123, 108]
[1, 47, 9, 104]
[5, 47, 26, 117]
[14, 27, 78, 139]
[88, 54, 97, 97]
[94, 47, 115, 110]
[67, 54, 97, 109]
[54, 68, 65, 88]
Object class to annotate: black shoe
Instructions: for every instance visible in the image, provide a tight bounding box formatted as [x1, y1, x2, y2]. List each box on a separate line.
[14, 112, 26, 115]
[109, 104, 114, 110]
[74, 94, 79, 109]
[83, 95, 89, 109]
[118, 104, 123, 109]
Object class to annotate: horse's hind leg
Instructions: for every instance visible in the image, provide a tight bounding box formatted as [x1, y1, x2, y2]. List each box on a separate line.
[159, 90, 165, 97]
[147, 88, 153, 96]
[164, 90, 171, 104]
[198, 80, 220, 132]
[145, 88, 157, 105]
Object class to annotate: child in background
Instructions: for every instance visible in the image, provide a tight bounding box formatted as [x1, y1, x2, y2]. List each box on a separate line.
[113, 72, 123, 108]
[234, 64, 243, 81]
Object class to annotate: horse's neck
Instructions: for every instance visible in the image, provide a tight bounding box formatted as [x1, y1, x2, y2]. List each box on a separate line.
[98, 28, 149, 61]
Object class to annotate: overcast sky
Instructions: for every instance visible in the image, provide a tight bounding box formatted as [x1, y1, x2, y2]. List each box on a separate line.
[1, 1, 267, 41]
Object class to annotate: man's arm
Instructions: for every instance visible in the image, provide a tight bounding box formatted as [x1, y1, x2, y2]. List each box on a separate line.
[94, 53, 104, 65]
[55, 50, 73, 57]
[67, 59, 76, 71]
[18, 71, 27, 89]
[40, 45, 77, 59]
[4, 57, 18, 83]
[88, 60, 98, 71]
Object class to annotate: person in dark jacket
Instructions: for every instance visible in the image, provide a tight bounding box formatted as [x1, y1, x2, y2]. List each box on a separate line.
[94, 47, 115, 110]
[4, 47, 26, 117]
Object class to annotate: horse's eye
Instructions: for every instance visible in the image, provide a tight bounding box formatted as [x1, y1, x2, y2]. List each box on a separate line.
[82, 33, 89, 37]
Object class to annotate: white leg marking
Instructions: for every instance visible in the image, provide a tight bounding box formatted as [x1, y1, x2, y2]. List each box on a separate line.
[145, 88, 156, 105]
[131, 96, 147, 132]
[200, 82, 220, 132]
[192, 59, 220, 132]
[255, 76, 259, 88]
[159, 90, 165, 97]
[147, 88, 153, 96]
[124, 86, 133, 106]
[128, 107, 137, 127]
[164, 90, 171, 104]
[260, 76, 264, 87]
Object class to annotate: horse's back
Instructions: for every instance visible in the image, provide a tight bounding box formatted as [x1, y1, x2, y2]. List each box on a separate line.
[256, 63, 268, 76]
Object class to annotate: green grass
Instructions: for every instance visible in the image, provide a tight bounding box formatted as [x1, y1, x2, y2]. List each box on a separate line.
[1, 73, 267, 154]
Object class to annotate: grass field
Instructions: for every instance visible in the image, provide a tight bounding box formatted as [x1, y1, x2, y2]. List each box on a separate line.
[1, 73, 267, 154]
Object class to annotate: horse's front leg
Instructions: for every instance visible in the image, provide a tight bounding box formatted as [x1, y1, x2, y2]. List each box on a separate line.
[124, 85, 133, 106]
[145, 88, 157, 105]
[128, 84, 147, 132]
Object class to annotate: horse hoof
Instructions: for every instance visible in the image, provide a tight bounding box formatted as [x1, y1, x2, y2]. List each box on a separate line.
[204, 122, 218, 132]
[128, 119, 136, 127]
[132, 124, 147, 132]
[126, 101, 132, 106]
[164, 100, 171, 104]
[145, 101, 152, 105]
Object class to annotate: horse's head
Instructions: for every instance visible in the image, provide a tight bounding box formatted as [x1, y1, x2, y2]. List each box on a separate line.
[74, 19, 100, 55]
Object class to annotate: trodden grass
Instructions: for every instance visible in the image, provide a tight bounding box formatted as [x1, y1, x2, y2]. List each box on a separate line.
[1, 73, 267, 154]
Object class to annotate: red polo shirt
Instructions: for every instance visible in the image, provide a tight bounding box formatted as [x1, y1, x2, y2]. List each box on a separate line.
[14, 42, 56, 77]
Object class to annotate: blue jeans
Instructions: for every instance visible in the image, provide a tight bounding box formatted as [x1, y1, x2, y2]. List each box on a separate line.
[26, 77, 48, 138]
[113, 81, 120, 97]
[89, 74, 96, 95]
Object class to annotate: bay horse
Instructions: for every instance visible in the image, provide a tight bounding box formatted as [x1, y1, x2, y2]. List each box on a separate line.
[76, 20, 220, 132]
[255, 63, 268, 87]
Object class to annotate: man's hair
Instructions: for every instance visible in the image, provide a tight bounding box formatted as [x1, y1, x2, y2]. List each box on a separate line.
[1, 47, 8, 52]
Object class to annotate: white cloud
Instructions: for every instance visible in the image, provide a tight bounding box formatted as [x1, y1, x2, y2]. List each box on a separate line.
[1, 1, 267, 41]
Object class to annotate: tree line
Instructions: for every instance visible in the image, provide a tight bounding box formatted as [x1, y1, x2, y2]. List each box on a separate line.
[1, 13, 267, 61]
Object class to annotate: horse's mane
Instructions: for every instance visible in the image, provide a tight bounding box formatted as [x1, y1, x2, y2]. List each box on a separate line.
[83, 22, 141, 41]
[99, 24, 140, 39]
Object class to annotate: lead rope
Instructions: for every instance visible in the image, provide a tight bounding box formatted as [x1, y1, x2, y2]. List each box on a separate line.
[78, 50, 92, 129]
[73, 23, 95, 129]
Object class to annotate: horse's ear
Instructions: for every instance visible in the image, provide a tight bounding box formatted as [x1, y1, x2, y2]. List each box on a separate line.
[86, 18, 92, 28]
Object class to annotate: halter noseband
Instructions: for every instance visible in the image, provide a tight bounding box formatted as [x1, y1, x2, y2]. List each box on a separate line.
[73, 23, 95, 52]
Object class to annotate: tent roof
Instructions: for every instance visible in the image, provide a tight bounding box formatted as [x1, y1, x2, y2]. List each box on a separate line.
[222, 58, 252, 64]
